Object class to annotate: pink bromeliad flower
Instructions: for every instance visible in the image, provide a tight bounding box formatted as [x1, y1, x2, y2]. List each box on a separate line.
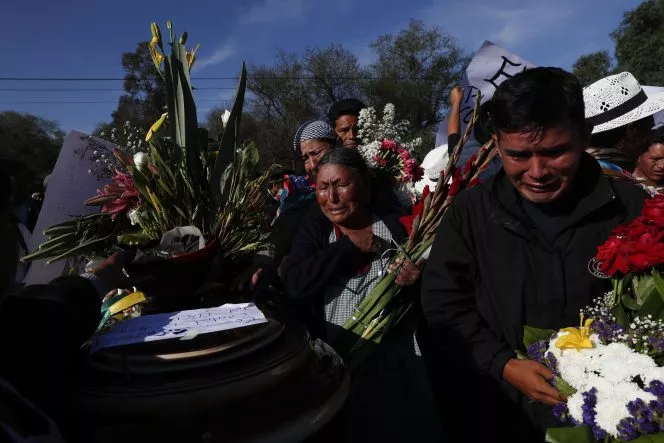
[85, 169, 141, 220]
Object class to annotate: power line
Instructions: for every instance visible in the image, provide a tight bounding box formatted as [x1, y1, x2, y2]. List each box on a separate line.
[0, 99, 235, 104]
[0, 76, 434, 81]
[0, 87, 237, 91]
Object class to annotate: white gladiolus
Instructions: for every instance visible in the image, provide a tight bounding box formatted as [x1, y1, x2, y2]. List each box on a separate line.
[221, 109, 231, 128]
[133, 152, 149, 171]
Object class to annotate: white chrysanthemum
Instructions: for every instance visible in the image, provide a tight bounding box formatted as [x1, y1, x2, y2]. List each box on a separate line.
[548, 331, 663, 435]
[595, 378, 654, 437]
[641, 367, 664, 385]
[567, 392, 585, 424]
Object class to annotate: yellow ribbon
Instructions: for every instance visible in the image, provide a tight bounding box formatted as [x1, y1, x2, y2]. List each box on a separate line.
[108, 291, 146, 316]
[555, 314, 594, 351]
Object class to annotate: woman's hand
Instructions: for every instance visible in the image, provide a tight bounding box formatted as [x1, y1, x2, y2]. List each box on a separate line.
[389, 257, 422, 286]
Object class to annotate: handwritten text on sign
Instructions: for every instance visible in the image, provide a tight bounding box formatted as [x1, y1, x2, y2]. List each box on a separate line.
[92, 303, 268, 352]
[435, 41, 536, 148]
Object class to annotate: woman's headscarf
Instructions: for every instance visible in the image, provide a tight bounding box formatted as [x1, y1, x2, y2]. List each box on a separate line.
[280, 120, 338, 215]
[293, 119, 337, 154]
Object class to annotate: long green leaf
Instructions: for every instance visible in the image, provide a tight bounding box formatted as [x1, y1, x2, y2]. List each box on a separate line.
[544, 426, 594, 443]
[652, 269, 664, 302]
[523, 326, 556, 348]
[629, 433, 664, 442]
[170, 42, 202, 189]
[555, 376, 577, 396]
[209, 63, 247, 209]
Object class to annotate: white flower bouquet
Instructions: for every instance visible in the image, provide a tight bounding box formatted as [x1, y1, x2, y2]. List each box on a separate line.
[356, 103, 424, 194]
[522, 295, 664, 442]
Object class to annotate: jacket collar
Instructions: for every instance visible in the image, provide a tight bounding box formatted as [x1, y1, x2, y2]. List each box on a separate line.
[485, 153, 618, 239]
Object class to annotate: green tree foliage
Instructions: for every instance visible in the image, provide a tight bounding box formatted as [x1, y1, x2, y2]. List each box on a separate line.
[572, 50, 614, 86]
[110, 41, 166, 131]
[611, 0, 664, 85]
[209, 45, 366, 169]
[364, 20, 467, 132]
[573, 0, 664, 86]
[0, 111, 64, 201]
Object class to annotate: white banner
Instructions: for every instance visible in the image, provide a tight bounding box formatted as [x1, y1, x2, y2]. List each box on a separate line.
[435, 42, 664, 148]
[23, 131, 112, 285]
[435, 41, 536, 148]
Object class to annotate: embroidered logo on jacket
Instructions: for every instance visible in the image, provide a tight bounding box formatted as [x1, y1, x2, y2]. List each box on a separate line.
[588, 258, 611, 279]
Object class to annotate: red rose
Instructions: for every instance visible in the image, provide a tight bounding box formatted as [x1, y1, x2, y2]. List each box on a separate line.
[596, 217, 664, 276]
[596, 236, 630, 276]
[643, 195, 664, 225]
[625, 228, 664, 270]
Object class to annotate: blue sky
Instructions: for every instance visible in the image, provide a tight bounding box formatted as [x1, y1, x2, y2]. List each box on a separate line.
[0, 0, 644, 134]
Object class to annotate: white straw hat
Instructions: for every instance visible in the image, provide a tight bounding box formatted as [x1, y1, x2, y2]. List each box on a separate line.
[584, 72, 664, 134]
[414, 144, 448, 194]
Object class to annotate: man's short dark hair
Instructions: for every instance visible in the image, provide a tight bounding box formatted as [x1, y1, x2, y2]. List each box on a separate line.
[328, 99, 365, 124]
[491, 67, 585, 138]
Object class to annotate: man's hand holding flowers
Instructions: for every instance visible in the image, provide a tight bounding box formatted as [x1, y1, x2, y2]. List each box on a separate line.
[503, 359, 563, 406]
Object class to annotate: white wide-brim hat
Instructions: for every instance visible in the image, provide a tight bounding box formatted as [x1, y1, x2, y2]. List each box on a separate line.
[584, 72, 664, 134]
[414, 144, 449, 194]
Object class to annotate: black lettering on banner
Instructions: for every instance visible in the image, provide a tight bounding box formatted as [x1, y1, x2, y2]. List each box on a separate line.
[463, 85, 480, 104]
[459, 85, 480, 124]
[483, 56, 528, 89]
[461, 106, 474, 124]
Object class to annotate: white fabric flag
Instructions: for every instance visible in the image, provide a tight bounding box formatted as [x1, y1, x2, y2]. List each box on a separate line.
[435, 41, 537, 149]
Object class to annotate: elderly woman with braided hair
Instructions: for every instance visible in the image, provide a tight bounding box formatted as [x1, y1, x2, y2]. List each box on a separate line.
[279, 148, 441, 442]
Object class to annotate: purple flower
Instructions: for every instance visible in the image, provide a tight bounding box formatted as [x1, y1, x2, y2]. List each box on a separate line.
[590, 318, 624, 344]
[544, 352, 560, 377]
[622, 396, 664, 437]
[617, 417, 639, 441]
[581, 388, 607, 440]
[645, 380, 664, 398]
[552, 402, 569, 423]
[527, 340, 547, 362]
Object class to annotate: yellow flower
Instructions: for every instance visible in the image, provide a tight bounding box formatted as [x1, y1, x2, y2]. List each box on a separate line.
[149, 23, 164, 67]
[186, 44, 200, 70]
[555, 314, 595, 351]
[145, 113, 168, 142]
[150, 22, 162, 43]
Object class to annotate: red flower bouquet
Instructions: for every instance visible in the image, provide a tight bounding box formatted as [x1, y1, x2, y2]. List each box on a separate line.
[595, 195, 664, 321]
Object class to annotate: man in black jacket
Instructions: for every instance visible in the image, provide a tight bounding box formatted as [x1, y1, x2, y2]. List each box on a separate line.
[421, 67, 647, 441]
